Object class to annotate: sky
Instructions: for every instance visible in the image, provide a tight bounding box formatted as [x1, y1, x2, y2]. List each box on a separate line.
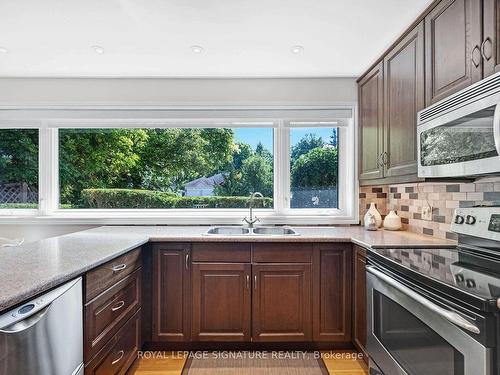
[233, 127, 335, 152]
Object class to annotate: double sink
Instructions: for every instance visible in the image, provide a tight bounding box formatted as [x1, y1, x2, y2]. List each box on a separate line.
[204, 226, 299, 236]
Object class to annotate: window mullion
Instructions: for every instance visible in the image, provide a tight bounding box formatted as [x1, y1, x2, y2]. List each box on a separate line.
[38, 127, 58, 215]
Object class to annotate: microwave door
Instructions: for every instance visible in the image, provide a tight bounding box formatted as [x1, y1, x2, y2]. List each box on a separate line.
[418, 101, 500, 178]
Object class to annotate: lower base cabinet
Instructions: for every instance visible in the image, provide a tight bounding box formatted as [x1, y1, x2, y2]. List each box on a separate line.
[191, 263, 251, 341]
[85, 309, 141, 375]
[252, 263, 312, 342]
[151, 242, 356, 345]
[353, 246, 368, 361]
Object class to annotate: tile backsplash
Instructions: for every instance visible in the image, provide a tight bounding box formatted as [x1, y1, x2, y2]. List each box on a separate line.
[359, 178, 500, 240]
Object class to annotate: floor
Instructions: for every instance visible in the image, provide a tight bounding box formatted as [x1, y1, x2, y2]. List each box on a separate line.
[132, 351, 368, 375]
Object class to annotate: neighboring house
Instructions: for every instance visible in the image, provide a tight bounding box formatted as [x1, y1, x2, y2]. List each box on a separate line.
[184, 173, 225, 197]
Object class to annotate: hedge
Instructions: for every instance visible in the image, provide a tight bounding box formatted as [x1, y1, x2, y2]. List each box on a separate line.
[80, 189, 273, 209]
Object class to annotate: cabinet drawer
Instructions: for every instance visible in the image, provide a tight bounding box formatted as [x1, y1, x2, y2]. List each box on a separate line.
[86, 248, 141, 302]
[192, 243, 251, 262]
[84, 268, 142, 362]
[252, 243, 312, 263]
[85, 309, 141, 375]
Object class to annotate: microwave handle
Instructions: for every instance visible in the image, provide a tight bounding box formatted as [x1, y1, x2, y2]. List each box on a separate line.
[367, 266, 480, 334]
[494, 102, 500, 156]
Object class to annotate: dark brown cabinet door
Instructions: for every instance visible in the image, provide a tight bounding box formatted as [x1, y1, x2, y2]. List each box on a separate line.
[383, 22, 424, 178]
[425, 0, 482, 105]
[312, 244, 352, 342]
[353, 246, 368, 363]
[359, 62, 384, 181]
[483, 0, 500, 76]
[191, 263, 251, 341]
[152, 243, 191, 342]
[252, 264, 312, 342]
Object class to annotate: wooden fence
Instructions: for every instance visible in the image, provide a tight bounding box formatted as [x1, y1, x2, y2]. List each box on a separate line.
[0, 182, 38, 203]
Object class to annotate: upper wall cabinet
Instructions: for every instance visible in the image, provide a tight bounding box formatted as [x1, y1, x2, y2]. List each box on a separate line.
[425, 0, 482, 105]
[358, 62, 384, 181]
[384, 22, 424, 178]
[483, 0, 500, 76]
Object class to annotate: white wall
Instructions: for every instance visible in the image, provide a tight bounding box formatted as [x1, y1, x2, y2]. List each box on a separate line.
[0, 77, 357, 242]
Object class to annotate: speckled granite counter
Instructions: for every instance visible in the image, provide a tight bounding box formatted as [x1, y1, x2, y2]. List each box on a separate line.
[0, 225, 455, 312]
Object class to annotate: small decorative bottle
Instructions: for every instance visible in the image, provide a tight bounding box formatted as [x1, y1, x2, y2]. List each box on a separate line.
[383, 210, 402, 231]
[364, 203, 382, 228]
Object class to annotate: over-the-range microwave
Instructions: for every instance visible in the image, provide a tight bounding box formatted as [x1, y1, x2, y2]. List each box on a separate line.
[417, 71, 500, 178]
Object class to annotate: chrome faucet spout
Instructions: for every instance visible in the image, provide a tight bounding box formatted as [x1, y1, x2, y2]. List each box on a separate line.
[243, 192, 264, 228]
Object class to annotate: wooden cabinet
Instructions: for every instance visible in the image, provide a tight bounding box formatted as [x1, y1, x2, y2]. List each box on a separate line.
[252, 263, 312, 342]
[353, 246, 368, 363]
[152, 243, 191, 342]
[425, 0, 482, 105]
[313, 244, 352, 342]
[358, 62, 384, 181]
[483, 0, 500, 76]
[383, 22, 424, 178]
[191, 263, 251, 341]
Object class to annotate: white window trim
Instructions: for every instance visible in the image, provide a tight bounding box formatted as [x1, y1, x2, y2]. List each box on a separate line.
[0, 105, 358, 225]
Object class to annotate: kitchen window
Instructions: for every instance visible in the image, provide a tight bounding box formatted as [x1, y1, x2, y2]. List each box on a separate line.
[0, 107, 357, 224]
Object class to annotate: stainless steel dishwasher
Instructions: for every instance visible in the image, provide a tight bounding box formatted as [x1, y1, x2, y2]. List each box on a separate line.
[0, 277, 83, 375]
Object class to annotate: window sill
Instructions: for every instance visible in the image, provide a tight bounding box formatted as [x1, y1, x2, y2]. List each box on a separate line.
[0, 210, 359, 226]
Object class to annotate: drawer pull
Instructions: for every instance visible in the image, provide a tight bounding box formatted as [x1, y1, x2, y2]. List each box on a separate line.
[111, 300, 125, 312]
[111, 264, 127, 272]
[111, 350, 124, 365]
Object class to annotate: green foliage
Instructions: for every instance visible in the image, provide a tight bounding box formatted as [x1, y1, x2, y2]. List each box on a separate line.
[240, 155, 273, 197]
[291, 146, 338, 188]
[0, 129, 38, 186]
[290, 133, 325, 162]
[80, 188, 273, 209]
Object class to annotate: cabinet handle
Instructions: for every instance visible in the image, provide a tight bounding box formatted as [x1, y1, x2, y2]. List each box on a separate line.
[254, 275, 257, 290]
[382, 151, 389, 166]
[111, 300, 125, 312]
[481, 37, 492, 61]
[471, 45, 481, 68]
[185, 253, 190, 270]
[111, 350, 124, 365]
[111, 264, 127, 272]
[246, 275, 250, 290]
[377, 153, 383, 167]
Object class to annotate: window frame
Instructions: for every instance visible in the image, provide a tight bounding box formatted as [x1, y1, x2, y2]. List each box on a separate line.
[0, 106, 358, 225]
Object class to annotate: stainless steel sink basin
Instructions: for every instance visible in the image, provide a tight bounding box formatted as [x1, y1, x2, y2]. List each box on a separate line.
[205, 226, 250, 235]
[204, 226, 299, 236]
[252, 226, 299, 236]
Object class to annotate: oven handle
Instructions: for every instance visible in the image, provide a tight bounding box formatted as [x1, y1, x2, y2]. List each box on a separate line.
[367, 266, 480, 334]
[494, 102, 500, 156]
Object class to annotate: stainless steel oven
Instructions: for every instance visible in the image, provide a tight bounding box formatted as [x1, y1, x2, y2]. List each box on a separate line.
[417, 71, 500, 178]
[367, 263, 494, 375]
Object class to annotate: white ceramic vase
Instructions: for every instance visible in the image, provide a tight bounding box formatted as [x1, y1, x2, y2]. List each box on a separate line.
[364, 203, 382, 228]
[384, 210, 402, 231]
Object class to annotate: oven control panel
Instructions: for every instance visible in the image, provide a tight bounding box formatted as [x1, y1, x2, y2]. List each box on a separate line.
[452, 207, 500, 241]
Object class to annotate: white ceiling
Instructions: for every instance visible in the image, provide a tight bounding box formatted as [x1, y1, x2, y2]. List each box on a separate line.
[0, 0, 433, 78]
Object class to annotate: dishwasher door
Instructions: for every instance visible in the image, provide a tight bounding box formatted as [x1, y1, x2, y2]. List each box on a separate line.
[0, 278, 83, 375]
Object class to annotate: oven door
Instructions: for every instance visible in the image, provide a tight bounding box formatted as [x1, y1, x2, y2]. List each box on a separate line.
[367, 265, 493, 375]
[417, 92, 500, 178]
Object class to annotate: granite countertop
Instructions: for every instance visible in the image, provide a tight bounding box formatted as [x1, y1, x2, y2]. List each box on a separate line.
[0, 225, 455, 312]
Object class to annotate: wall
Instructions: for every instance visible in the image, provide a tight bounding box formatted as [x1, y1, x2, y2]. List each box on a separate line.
[0, 77, 357, 106]
[0, 77, 357, 242]
[360, 178, 500, 240]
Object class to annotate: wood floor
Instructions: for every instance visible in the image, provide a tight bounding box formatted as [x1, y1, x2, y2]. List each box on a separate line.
[132, 351, 368, 375]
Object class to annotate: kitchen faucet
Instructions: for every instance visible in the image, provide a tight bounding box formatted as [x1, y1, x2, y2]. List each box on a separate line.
[243, 192, 264, 228]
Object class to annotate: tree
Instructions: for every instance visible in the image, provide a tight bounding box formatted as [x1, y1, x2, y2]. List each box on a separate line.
[291, 146, 338, 188]
[291, 133, 325, 162]
[255, 142, 273, 163]
[0, 129, 38, 187]
[240, 155, 273, 197]
[59, 129, 148, 204]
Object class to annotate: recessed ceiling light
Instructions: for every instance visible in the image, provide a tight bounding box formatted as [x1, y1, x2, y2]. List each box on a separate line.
[190, 45, 204, 54]
[91, 45, 105, 55]
[291, 45, 304, 54]
[0, 47, 8, 54]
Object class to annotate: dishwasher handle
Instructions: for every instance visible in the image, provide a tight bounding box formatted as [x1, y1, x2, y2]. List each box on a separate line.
[0, 305, 51, 334]
[367, 265, 480, 334]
